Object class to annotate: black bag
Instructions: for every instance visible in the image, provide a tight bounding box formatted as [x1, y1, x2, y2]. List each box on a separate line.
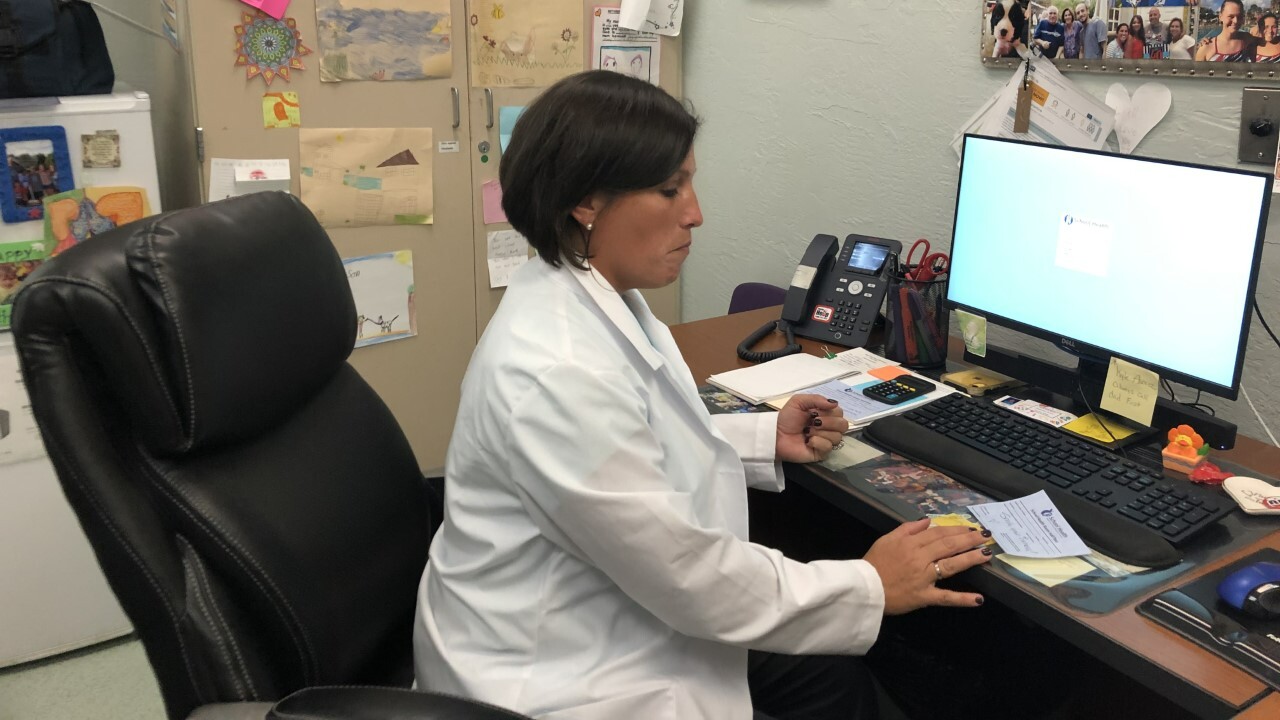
[0, 0, 114, 100]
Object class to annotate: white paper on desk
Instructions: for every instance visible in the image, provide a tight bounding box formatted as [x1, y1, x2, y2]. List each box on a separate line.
[833, 347, 901, 374]
[772, 371, 956, 426]
[977, 58, 1114, 150]
[209, 158, 291, 203]
[707, 353, 852, 404]
[486, 229, 529, 289]
[619, 0, 683, 36]
[969, 490, 1091, 558]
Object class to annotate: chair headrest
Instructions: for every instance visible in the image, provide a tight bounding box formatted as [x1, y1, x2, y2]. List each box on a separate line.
[15, 192, 357, 454]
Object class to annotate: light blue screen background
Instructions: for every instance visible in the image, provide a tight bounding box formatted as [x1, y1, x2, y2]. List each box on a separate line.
[949, 137, 1267, 391]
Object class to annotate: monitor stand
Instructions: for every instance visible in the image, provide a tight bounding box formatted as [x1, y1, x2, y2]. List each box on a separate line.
[963, 344, 1238, 450]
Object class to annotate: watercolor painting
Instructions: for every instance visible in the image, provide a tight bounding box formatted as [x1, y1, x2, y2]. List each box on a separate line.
[316, 0, 452, 82]
[470, 0, 582, 87]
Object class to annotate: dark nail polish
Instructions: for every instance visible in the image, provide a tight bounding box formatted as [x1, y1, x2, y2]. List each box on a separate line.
[967, 527, 976, 531]
[975, 596, 984, 606]
[980, 530, 992, 538]
[981, 548, 993, 556]
[803, 427, 810, 436]
[812, 418, 822, 427]
[826, 398, 838, 404]
[809, 410, 819, 418]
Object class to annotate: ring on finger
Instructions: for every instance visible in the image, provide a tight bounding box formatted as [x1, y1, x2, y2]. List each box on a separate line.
[933, 561, 944, 583]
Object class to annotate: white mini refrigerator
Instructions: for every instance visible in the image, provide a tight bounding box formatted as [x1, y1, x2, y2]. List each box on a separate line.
[0, 91, 163, 666]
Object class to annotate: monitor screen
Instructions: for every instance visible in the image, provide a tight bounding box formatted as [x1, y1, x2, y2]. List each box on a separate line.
[847, 242, 890, 274]
[948, 135, 1271, 400]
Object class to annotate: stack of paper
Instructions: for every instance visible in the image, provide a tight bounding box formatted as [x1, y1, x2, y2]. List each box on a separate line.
[766, 353, 955, 430]
[707, 354, 857, 405]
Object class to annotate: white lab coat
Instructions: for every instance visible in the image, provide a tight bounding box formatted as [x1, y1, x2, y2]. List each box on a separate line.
[414, 259, 885, 719]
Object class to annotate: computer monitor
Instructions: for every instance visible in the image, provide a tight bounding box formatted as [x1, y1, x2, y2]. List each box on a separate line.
[947, 134, 1272, 401]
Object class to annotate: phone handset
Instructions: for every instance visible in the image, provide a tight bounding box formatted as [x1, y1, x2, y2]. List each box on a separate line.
[736, 234, 839, 363]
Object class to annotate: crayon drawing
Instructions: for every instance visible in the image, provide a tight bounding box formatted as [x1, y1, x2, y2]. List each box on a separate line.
[470, 0, 582, 87]
[316, 0, 452, 82]
[42, 187, 153, 256]
[344, 250, 417, 348]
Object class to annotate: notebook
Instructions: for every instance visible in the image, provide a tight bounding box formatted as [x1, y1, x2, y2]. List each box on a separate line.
[706, 353, 858, 405]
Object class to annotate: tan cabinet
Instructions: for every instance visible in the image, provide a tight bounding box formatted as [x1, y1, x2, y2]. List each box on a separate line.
[181, 1, 680, 468]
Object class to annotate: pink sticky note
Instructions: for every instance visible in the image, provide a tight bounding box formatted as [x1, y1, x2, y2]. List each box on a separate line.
[482, 180, 507, 224]
[240, 0, 291, 20]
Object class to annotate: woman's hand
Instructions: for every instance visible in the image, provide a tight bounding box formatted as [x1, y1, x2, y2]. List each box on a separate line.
[775, 393, 849, 463]
[864, 518, 992, 614]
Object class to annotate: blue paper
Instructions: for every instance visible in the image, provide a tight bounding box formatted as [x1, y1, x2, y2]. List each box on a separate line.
[499, 106, 526, 153]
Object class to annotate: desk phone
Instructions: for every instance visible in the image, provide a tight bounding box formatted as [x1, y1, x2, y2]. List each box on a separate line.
[789, 234, 902, 348]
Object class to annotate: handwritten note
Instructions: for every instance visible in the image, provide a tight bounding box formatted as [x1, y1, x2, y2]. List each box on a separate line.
[487, 230, 529, 288]
[969, 491, 1091, 558]
[1062, 413, 1137, 443]
[1100, 357, 1158, 426]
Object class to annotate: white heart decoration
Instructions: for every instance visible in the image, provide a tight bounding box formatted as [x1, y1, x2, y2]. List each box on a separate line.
[1105, 82, 1172, 154]
[1224, 476, 1280, 515]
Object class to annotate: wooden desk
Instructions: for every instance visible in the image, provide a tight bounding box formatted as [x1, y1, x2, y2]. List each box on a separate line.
[670, 306, 1280, 719]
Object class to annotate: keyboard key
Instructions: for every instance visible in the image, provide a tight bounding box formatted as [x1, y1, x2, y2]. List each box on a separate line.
[1184, 509, 1209, 524]
[1162, 521, 1191, 537]
[1119, 507, 1149, 523]
[1099, 499, 1117, 508]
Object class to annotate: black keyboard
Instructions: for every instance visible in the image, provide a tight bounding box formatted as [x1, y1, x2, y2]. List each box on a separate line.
[863, 393, 1235, 568]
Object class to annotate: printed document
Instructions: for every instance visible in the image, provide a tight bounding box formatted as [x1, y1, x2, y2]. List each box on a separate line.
[969, 490, 1091, 558]
[974, 59, 1115, 150]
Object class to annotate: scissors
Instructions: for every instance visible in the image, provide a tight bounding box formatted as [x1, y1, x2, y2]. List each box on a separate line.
[904, 239, 949, 282]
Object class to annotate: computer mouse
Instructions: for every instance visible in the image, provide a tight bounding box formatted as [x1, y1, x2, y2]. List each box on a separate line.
[1217, 561, 1280, 620]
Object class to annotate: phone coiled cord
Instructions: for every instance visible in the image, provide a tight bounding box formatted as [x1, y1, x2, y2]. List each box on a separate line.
[737, 319, 802, 363]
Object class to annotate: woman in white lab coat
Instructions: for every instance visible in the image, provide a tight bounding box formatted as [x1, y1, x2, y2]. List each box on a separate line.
[414, 71, 992, 720]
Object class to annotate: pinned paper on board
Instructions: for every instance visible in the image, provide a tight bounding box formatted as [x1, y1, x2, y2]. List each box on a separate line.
[299, 128, 433, 228]
[1104, 83, 1171, 155]
[42, 187, 153, 256]
[618, 0, 683, 36]
[262, 91, 301, 128]
[487, 229, 529, 288]
[499, 106, 524, 152]
[592, 6, 661, 84]
[1100, 356, 1158, 427]
[316, 0, 452, 82]
[234, 10, 311, 85]
[344, 251, 417, 348]
[208, 158, 292, 202]
[81, 130, 121, 168]
[481, 179, 506, 224]
[470, 0, 582, 87]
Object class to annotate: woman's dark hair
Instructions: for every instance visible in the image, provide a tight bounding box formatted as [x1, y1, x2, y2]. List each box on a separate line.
[1129, 14, 1145, 42]
[500, 70, 700, 269]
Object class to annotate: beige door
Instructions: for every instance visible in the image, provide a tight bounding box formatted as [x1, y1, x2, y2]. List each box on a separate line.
[186, 0, 477, 469]
[466, 2, 683, 335]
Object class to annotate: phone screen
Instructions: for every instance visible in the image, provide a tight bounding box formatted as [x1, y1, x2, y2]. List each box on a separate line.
[846, 242, 889, 274]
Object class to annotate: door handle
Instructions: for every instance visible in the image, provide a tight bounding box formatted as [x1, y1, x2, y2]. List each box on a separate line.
[451, 87, 460, 129]
[485, 88, 494, 129]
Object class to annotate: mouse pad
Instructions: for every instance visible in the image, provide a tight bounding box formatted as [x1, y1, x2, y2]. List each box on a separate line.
[1137, 548, 1280, 689]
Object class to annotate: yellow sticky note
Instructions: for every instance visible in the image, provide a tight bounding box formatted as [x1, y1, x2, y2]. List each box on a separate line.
[263, 92, 300, 129]
[928, 514, 997, 546]
[996, 554, 1094, 588]
[1062, 413, 1137, 443]
[1100, 357, 1158, 426]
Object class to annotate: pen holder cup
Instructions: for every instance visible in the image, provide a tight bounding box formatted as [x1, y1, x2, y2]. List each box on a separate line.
[884, 275, 949, 369]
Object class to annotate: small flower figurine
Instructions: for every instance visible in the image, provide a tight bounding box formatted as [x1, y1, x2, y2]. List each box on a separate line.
[1162, 423, 1209, 474]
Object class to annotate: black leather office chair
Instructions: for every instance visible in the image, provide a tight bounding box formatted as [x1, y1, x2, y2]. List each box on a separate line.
[11, 193, 530, 720]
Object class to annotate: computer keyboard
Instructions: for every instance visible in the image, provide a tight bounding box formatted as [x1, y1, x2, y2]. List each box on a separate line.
[863, 393, 1235, 569]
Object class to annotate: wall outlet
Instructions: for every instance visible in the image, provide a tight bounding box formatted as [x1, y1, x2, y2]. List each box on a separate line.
[1238, 87, 1280, 166]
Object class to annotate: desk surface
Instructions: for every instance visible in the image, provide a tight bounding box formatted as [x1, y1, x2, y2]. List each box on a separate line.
[670, 306, 1280, 718]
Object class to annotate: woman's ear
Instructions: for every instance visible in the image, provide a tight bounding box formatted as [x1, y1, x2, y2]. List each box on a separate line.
[570, 192, 604, 230]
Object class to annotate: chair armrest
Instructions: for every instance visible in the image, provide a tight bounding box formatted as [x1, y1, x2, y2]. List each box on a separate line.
[267, 686, 534, 720]
[187, 702, 274, 720]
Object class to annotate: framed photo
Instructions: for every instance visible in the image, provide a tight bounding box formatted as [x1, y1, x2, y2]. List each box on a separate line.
[1, 126, 74, 224]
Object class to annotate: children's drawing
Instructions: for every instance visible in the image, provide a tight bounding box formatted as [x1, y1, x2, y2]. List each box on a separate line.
[343, 250, 417, 348]
[470, 0, 582, 87]
[234, 10, 312, 85]
[299, 128, 433, 228]
[0, 239, 49, 330]
[316, 0, 452, 82]
[599, 46, 652, 83]
[42, 187, 153, 256]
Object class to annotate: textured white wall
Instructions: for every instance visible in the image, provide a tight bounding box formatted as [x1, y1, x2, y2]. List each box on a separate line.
[683, 1, 1279, 443]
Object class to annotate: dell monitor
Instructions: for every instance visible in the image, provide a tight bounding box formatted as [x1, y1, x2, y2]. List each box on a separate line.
[947, 134, 1271, 402]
